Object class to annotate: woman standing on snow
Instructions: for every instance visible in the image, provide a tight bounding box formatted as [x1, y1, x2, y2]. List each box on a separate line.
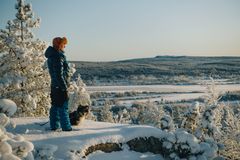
[45, 37, 72, 131]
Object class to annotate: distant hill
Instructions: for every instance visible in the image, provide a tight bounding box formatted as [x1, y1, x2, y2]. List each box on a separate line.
[70, 56, 240, 85]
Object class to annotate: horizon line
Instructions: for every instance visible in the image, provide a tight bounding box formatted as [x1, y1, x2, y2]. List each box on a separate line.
[68, 54, 240, 63]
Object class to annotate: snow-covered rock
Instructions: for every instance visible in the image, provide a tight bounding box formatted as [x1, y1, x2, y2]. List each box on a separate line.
[33, 144, 58, 160]
[0, 98, 34, 160]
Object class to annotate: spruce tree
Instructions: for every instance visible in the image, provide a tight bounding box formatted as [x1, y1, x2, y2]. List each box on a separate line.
[0, 0, 50, 116]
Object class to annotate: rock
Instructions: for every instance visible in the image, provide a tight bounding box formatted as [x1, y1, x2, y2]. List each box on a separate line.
[84, 143, 122, 156]
[127, 136, 162, 154]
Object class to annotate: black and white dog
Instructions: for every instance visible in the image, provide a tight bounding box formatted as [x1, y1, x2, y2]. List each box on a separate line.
[69, 105, 90, 125]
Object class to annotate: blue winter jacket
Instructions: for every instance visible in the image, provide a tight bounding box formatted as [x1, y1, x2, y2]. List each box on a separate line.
[45, 46, 70, 91]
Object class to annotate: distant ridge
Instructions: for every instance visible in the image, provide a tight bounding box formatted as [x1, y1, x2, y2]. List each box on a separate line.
[70, 56, 240, 85]
[155, 55, 187, 58]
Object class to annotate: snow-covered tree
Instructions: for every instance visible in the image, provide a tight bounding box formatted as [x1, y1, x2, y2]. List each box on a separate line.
[68, 74, 96, 121]
[213, 103, 240, 159]
[181, 101, 201, 134]
[113, 108, 131, 124]
[196, 79, 222, 139]
[68, 74, 91, 113]
[171, 105, 183, 128]
[0, 0, 50, 117]
[130, 101, 164, 127]
[160, 115, 174, 131]
[196, 104, 221, 139]
[98, 102, 114, 123]
[158, 130, 221, 159]
[204, 77, 221, 106]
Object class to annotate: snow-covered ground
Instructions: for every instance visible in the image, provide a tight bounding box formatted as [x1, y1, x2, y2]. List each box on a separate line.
[8, 117, 164, 160]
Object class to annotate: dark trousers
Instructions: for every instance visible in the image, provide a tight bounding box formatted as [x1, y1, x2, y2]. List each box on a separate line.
[50, 87, 66, 106]
[49, 87, 71, 130]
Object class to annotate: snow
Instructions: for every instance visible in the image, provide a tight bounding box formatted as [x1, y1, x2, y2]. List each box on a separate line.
[0, 113, 10, 127]
[0, 113, 34, 160]
[9, 117, 162, 159]
[87, 148, 164, 160]
[34, 144, 58, 160]
[0, 99, 17, 116]
[7, 139, 34, 158]
[7, 117, 219, 160]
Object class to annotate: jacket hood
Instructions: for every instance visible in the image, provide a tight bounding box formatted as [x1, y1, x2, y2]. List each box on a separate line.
[45, 46, 60, 58]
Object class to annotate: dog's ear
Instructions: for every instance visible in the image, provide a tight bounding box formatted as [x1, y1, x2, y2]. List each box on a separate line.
[77, 106, 83, 112]
[84, 105, 90, 112]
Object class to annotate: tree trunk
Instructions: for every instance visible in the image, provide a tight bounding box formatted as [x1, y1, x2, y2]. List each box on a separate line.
[21, 21, 24, 41]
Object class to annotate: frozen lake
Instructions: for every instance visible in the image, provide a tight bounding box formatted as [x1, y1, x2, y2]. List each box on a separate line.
[87, 84, 240, 104]
[86, 84, 240, 93]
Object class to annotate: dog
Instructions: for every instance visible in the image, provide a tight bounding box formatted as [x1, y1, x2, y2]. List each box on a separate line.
[69, 105, 90, 125]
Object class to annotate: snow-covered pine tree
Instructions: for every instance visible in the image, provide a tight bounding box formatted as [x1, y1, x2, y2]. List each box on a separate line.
[117, 108, 131, 124]
[160, 115, 174, 131]
[181, 101, 201, 134]
[0, 0, 50, 117]
[130, 101, 164, 127]
[195, 78, 222, 140]
[68, 73, 96, 121]
[68, 74, 91, 113]
[98, 101, 114, 123]
[172, 105, 183, 128]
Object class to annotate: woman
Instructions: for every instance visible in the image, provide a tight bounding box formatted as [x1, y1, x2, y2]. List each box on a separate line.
[45, 37, 72, 131]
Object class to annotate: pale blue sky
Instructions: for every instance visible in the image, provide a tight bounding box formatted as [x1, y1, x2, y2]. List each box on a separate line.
[1, 0, 240, 61]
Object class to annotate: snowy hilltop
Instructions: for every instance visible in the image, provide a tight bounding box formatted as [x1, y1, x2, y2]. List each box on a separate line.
[0, 98, 224, 160]
[4, 117, 220, 160]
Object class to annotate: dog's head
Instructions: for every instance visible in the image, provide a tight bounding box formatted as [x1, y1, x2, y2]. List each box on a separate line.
[77, 105, 90, 115]
[70, 105, 90, 125]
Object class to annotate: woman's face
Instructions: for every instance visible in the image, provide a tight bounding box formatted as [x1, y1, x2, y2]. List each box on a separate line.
[59, 43, 66, 51]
